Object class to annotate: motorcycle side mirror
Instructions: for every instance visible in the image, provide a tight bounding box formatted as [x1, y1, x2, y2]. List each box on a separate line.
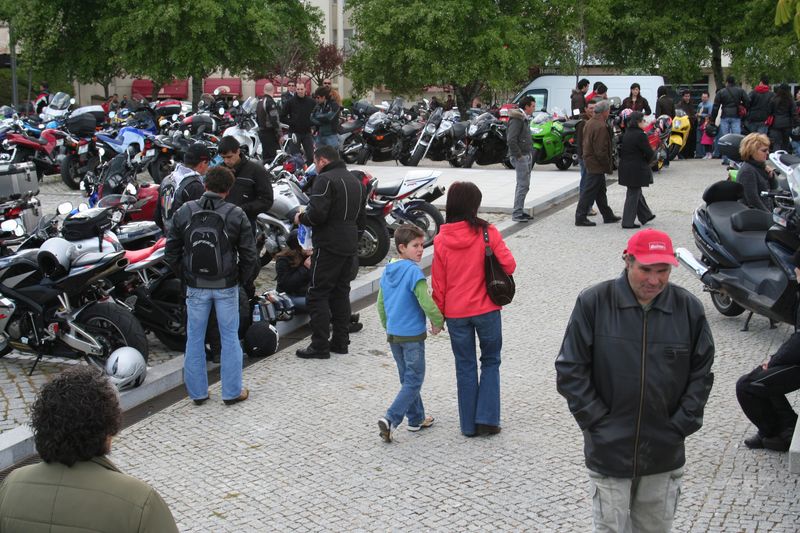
[69, 98, 76, 105]
[213, 88, 221, 96]
[291, 133, 298, 145]
[233, 99, 240, 107]
[57, 202, 74, 215]
[108, 111, 116, 119]
[125, 183, 137, 196]
[184, 129, 191, 138]
[38, 123, 44, 129]
[98, 147, 106, 158]
[218, 107, 225, 116]
[78, 203, 88, 212]
[12, 224, 24, 237]
[172, 113, 178, 121]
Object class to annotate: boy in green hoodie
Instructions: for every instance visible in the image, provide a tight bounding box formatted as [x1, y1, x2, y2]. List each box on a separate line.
[377, 225, 445, 443]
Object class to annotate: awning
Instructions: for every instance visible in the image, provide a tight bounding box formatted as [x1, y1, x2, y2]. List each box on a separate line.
[203, 78, 242, 96]
[130, 79, 188, 99]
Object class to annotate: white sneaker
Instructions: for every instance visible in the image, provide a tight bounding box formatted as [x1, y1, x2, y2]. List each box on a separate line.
[378, 417, 393, 443]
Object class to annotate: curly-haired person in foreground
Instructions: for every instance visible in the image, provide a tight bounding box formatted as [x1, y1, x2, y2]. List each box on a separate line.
[0, 366, 179, 532]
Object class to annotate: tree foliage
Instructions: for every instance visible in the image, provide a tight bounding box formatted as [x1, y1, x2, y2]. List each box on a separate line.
[776, 0, 800, 36]
[347, 0, 545, 110]
[309, 43, 345, 86]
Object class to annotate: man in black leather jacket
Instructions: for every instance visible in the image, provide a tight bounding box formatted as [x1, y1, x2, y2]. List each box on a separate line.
[293, 145, 365, 359]
[556, 229, 714, 533]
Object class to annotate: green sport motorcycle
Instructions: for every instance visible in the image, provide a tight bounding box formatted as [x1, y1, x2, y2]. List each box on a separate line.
[529, 111, 578, 170]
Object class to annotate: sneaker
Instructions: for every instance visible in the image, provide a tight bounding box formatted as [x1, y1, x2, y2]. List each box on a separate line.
[223, 388, 249, 405]
[407, 416, 435, 432]
[378, 417, 393, 442]
[511, 214, 532, 222]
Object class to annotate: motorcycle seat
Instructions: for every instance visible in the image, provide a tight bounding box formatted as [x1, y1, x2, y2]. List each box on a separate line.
[374, 176, 404, 197]
[339, 121, 362, 134]
[562, 119, 579, 133]
[23, 135, 48, 145]
[125, 238, 166, 265]
[96, 134, 124, 148]
[706, 201, 770, 262]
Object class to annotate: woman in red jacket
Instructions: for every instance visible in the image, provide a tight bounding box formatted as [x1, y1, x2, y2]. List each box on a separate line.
[432, 182, 516, 437]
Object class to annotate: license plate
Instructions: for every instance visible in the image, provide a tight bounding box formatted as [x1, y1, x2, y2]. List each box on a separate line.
[78, 144, 89, 154]
[146, 149, 155, 157]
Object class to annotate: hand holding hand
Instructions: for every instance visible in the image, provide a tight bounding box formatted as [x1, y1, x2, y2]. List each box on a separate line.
[430, 325, 442, 335]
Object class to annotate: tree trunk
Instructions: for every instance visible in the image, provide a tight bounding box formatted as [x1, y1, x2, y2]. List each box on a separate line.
[453, 80, 482, 116]
[102, 82, 110, 99]
[191, 73, 207, 112]
[710, 38, 723, 94]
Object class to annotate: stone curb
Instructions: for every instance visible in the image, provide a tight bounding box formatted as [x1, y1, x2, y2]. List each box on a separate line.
[0, 182, 580, 472]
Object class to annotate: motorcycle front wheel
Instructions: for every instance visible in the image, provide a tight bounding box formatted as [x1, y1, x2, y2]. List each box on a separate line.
[60, 154, 81, 190]
[555, 154, 572, 171]
[356, 146, 371, 165]
[667, 143, 681, 161]
[76, 302, 150, 369]
[408, 144, 426, 167]
[358, 217, 390, 266]
[710, 291, 746, 317]
[462, 147, 476, 168]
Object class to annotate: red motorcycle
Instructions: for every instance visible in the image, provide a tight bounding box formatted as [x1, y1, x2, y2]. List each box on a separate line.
[642, 115, 671, 172]
[2, 124, 69, 180]
[85, 151, 158, 223]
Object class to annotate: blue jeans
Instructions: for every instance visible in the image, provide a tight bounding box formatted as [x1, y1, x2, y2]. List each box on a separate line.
[184, 286, 243, 401]
[385, 341, 426, 427]
[446, 310, 502, 436]
[714, 117, 741, 160]
[315, 134, 339, 148]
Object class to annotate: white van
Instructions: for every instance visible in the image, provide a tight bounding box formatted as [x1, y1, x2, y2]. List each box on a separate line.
[513, 75, 665, 115]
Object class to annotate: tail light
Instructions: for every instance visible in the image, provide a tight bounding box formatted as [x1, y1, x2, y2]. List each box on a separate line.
[284, 160, 296, 173]
[381, 201, 393, 216]
[375, 135, 385, 141]
[4, 206, 22, 218]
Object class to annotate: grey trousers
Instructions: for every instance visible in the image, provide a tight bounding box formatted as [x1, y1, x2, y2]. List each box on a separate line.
[588, 467, 684, 533]
[622, 186, 654, 226]
[510, 153, 532, 217]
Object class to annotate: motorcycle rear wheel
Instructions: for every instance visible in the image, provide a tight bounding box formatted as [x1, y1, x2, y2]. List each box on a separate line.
[76, 302, 150, 370]
[462, 149, 476, 168]
[60, 154, 81, 190]
[555, 155, 572, 170]
[150, 279, 187, 351]
[406, 203, 444, 247]
[358, 217, 390, 266]
[710, 291, 746, 317]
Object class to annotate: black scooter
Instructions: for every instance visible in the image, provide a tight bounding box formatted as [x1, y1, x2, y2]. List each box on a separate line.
[676, 149, 800, 331]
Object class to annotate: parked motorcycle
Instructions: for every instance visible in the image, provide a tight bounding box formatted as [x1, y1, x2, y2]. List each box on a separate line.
[529, 110, 578, 170]
[667, 109, 691, 161]
[58, 106, 107, 189]
[676, 148, 800, 330]
[643, 115, 671, 172]
[223, 97, 261, 159]
[462, 112, 512, 169]
[82, 151, 159, 223]
[0, 117, 70, 180]
[357, 98, 421, 165]
[408, 108, 467, 167]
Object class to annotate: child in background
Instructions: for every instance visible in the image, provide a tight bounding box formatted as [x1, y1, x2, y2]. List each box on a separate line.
[377, 225, 444, 443]
[701, 117, 716, 159]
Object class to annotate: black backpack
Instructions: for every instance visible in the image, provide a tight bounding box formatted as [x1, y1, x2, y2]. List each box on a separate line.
[183, 200, 237, 288]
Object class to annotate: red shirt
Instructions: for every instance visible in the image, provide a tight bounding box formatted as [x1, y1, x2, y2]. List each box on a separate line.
[432, 221, 516, 318]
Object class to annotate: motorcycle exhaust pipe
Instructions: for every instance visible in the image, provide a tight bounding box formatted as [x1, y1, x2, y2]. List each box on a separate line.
[675, 248, 707, 279]
[419, 185, 446, 203]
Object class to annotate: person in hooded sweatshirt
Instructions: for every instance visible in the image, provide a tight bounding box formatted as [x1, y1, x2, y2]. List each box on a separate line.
[377, 225, 444, 443]
[155, 143, 209, 231]
[432, 182, 516, 438]
[747, 75, 774, 134]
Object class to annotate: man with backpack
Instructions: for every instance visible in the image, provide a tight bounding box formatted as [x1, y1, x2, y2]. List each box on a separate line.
[155, 143, 209, 231]
[712, 76, 749, 163]
[165, 166, 257, 406]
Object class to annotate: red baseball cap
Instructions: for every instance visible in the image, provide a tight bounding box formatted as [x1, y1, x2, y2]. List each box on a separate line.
[624, 229, 678, 266]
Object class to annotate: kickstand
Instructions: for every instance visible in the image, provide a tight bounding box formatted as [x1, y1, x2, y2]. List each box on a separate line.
[769, 318, 778, 329]
[741, 311, 754, 332]
[28, 353, 43, 376]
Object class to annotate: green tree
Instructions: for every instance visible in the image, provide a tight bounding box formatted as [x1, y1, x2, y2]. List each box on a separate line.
[776, 0, 800, 36]
[732, 0, 800, 83]
[347, 0, 545, 111]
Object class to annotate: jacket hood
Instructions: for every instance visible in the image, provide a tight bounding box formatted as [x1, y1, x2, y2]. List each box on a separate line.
[755, 83, 770, 93]
[438, 221, 482, 249]
[382, 258, 419, 289]
[508, 108, 527, 120]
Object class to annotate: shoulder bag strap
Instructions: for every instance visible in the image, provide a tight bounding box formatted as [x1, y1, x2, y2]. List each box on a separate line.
[482, 226, 492, 256]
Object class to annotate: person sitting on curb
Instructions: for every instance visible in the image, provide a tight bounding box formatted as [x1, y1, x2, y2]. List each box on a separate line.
[378, 224, 444, 442]
[275, 229, 363, 332]
[0, 366, 179, 532]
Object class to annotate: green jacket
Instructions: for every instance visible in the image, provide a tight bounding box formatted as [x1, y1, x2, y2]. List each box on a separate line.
[0, 456, 178, 532]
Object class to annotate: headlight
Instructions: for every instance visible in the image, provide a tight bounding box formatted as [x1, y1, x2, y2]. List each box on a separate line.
[425, 123, 437, 134]
[468, 125, 477, 135]
[531, 127, 543, 134]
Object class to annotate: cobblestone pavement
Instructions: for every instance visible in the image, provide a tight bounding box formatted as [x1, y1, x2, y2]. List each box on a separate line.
[99, 159, 799, 531]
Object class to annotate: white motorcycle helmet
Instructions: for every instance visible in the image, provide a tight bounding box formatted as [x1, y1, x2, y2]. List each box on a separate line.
[105, 347, 147, 390]
[37, 237, 73, 278]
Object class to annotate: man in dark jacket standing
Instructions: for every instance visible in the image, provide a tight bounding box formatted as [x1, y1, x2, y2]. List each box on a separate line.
[256, 82, 281, 162]
[507, 96, 535, 222]
[166, 166, 257, 405]
[283, 83, 316, 164]
[571, 78, 590, 117]
[293, 145, 365, 359]
[218, 136, 274, 228]
[747, 76, 773, 135]
[654, 85, 676, 118]
[712, 75, 748, 162]
[575, 99, 620, 226]
[675, 90, 697, 159]
[556, 229, 715, 533]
